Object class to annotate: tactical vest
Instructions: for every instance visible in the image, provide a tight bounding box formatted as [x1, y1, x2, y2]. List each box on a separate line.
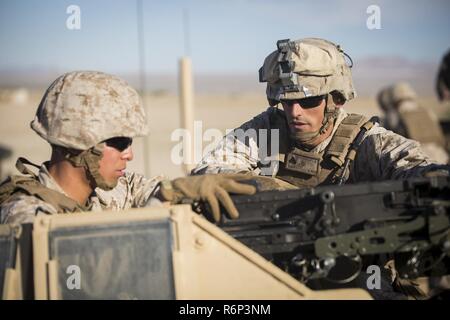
[0, 157, 87, 214]
[269, 109, 375, 188]
[398, 106, 447, 148]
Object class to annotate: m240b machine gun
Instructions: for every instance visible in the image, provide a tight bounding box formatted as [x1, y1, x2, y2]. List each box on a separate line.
[216, 177, 450, 283]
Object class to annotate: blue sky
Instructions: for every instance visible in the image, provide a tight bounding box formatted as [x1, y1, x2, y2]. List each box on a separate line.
[1, 0, 449, 74]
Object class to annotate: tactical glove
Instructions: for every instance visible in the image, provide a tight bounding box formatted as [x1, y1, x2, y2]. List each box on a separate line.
[159, 174, 256, 222]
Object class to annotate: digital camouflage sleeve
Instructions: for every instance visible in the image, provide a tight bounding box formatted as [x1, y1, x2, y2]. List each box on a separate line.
[1, 163, 163, 224]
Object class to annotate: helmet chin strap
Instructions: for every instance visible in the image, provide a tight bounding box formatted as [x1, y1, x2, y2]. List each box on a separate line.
[64, 144, 118, 191]
[289, 94, 339, 148]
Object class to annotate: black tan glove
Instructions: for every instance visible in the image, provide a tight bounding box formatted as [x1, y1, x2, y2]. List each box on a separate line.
[159, 174, 256, 222]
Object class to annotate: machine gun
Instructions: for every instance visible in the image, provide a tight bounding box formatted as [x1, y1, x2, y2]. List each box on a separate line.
[213, 177, 450, 284]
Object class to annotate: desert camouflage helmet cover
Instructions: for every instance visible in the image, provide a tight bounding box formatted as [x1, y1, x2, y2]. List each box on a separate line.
[377, 82, 417, 110]
[390, 82, 417, 104]
[259, 38, 356, 106]
[31, 71, 148, 150]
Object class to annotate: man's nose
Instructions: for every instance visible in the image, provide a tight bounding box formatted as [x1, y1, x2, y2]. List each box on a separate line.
[121, 146, 134, 161]
[290, 102, 304, 118]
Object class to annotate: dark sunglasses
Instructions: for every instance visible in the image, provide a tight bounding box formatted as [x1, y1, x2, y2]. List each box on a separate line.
[281, 95, 326, 109]
[104, 137, 133, 152]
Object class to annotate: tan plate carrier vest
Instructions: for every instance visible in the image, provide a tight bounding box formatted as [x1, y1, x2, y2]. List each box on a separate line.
[399, 107, 447, 148]
[269, 110, 375, 188]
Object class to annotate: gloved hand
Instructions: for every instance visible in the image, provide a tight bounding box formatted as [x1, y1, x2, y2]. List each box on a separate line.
[159, 174, 256, 222]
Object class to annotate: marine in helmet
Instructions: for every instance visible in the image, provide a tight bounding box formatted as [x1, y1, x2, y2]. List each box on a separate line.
[377, 82, 448, 164]
[191, 37, 450, 300]
[192, 38, 449, 187]
[0, 71, 255, 224]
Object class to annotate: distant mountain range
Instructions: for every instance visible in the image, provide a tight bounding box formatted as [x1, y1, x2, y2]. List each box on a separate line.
[0, 56, 440, 97]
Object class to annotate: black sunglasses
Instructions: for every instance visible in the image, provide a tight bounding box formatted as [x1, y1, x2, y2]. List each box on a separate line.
[104, 137, 133, 152]
[281, 95, 326, 109]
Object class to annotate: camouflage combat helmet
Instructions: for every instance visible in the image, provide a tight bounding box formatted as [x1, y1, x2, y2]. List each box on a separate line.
[390, 82, 417, 105]
[378, 82, 417, 111]
[31, 71, 148, 150]
[30, 71, 148, 191]
[259, 38, 356, 144]
[259, 38, 356, 106]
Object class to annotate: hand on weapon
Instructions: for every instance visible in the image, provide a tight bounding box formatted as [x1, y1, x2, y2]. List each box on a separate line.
[159, 174, 256, 222]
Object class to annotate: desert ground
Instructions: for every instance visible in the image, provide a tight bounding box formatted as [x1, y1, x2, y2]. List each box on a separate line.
[0, 90, 448, 181]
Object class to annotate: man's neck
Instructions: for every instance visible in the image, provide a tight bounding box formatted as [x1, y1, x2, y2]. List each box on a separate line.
[47, 160, 93, 206]
[294, 122, 334, 151]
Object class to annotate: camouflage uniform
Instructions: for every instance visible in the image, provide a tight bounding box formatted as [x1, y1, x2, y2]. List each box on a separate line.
[0, 71, 164, 224]
[0, 162, 163, 224]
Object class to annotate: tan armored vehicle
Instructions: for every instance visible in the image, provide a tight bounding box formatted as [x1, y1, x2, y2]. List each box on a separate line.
[1, 204, 372, 300]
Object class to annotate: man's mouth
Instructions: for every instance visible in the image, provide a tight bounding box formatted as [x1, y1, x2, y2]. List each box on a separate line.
[116, 169, 126, 176]
[290, 120, 310, 130]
